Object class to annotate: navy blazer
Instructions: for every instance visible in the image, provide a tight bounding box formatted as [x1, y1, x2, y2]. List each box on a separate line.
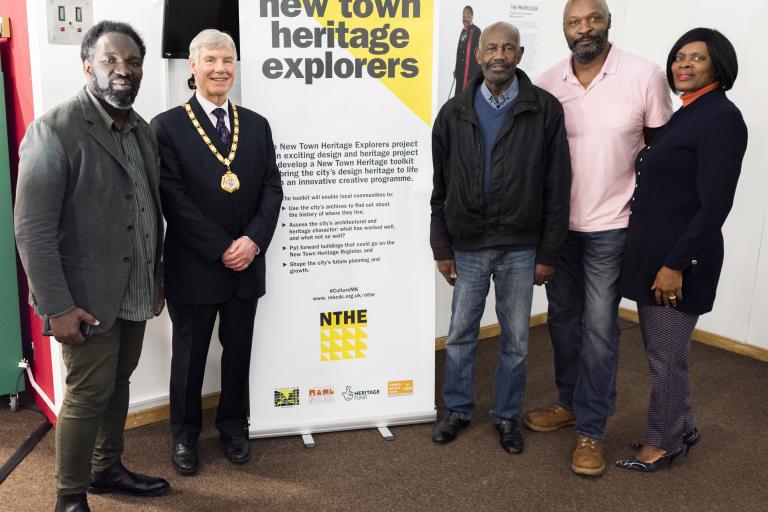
[620, 88, 747, 315]
[151, 95, 283, 304]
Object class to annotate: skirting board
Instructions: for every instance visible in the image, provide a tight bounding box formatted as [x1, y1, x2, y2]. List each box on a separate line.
[124, 310, 765, 430]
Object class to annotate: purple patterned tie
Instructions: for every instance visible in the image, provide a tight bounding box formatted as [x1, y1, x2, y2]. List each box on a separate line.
[212, 108, 230, 147]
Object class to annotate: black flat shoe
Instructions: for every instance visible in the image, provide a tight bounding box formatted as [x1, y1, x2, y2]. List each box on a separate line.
[88, 460, 169, 496]
[221, 434, 250, 464]
[172, 442, 199, 475]
[495, 419, 524, 454]
[55, 493, 89, 512]
[615, 447, 683, 473]
[431, 411, 470, 444]
[630, 427, 700, 455]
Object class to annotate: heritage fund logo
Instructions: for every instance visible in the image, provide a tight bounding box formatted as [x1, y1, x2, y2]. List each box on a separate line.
[320, 309, 368, 361]
[308, 387, 335, 404]
[274, 387, 300, 407]
[341, 385, 381, 401]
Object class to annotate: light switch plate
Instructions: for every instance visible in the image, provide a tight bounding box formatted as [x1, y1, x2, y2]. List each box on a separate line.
[46, 0, 93, 45]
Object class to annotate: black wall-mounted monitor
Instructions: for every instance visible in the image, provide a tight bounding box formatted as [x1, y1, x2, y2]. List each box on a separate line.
[161, 0, 240, 59]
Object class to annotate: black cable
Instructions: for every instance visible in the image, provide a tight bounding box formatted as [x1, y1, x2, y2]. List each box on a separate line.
[0, 420, 51, 485]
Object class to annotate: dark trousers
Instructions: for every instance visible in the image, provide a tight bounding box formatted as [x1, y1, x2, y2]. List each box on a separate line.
[57, 319, 145, 494]
[545, 229, 626, 440]
[638, 304, 699, 452]
[168, 296, 257, 445]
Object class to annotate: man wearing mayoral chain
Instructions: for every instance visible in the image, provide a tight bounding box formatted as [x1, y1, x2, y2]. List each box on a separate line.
[151, 28, 283, 475]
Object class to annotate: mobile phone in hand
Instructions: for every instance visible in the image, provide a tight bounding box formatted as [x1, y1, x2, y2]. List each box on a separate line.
[42, 317, 94, 338]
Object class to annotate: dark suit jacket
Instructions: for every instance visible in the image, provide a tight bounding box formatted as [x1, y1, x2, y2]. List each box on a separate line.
[151, 95, 283, 304]
[620, 88, 748, 314]
[14, 88, 164, 332]
[454, 24, 482, 94]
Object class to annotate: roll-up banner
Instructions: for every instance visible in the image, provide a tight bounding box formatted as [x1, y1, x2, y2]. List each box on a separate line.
[240, 0, 437, 437]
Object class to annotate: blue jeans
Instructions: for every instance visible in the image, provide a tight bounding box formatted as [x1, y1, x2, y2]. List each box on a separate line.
[545, 229, 626, 440]
[442, 247, 536, 422]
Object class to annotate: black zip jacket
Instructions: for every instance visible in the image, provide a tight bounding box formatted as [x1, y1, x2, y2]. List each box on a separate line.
[430, 70, 571, 265]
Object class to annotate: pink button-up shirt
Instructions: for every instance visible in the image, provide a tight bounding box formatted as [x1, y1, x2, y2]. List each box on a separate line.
[537, 46, 672, 232]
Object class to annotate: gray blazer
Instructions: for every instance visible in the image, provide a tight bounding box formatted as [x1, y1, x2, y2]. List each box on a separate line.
[14, 88, 163, 333]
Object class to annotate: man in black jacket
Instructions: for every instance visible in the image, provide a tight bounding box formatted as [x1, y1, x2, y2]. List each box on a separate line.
[430, 22, 571, 454]
[151, 29, 282, 475]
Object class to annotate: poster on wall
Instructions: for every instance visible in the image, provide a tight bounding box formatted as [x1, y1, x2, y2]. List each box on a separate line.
[437, 0, 544, 105]
[239, 0, 436, 437]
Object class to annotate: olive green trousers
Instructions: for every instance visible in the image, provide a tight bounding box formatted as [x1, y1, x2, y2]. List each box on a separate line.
[56, 319, 145, 494]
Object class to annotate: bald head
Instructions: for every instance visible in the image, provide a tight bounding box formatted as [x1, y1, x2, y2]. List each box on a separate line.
[563, 0, 610, 22]
[563, 0, 611, 63]
[480, 22, 520, 48]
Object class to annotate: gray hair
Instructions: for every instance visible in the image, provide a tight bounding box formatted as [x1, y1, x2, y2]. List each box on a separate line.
[189, 29, 237, 62]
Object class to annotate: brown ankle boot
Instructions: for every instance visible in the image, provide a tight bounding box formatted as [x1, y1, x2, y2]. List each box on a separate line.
[523, 404, 576, 432]
[571, 435, 606, 476]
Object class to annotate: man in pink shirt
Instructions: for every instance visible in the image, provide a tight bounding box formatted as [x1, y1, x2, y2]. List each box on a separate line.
[524, 0, 672, 476]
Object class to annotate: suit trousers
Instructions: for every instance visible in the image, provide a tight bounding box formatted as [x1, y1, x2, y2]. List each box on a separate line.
[638, 304, 699, 452]
[56, 319, 145, 495]
[168, 296, 257, 445]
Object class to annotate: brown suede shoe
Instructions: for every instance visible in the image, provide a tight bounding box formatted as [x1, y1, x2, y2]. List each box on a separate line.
[523, 404, 576, 432]
[571, 435, 606, 476]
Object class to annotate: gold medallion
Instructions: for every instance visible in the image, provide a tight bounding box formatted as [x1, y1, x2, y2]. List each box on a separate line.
[184, 102, 241, 193]
[221, 169, 240, 193]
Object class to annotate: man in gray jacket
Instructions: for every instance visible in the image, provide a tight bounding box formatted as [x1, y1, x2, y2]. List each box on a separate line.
[15, 21, 168, 512]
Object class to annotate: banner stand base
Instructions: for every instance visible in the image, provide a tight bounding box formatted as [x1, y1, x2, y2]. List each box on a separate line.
[249, 410, 436, 439]
[301, 434, 316, 449]
[378, 426, 395, 441]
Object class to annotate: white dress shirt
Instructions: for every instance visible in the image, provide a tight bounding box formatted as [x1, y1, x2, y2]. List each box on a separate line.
[195, 92, 231, 132]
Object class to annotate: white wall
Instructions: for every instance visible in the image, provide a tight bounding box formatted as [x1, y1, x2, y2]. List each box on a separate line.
[21, 0, 767, 413]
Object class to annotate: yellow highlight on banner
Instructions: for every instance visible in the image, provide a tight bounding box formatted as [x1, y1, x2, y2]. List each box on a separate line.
[313, 0, 433, 125]
[388, 379, 414, 396]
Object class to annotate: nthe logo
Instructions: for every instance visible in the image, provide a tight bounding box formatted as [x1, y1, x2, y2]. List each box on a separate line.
[319, 309, 368, 361]
[274, 388, 300, 407]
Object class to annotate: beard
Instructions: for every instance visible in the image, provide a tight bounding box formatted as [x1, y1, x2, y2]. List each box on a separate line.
[89, 76, 140, 110]
[568, 31, 609, 63]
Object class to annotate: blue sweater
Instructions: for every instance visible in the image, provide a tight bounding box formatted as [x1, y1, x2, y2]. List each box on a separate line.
[474, 87, 515, 203]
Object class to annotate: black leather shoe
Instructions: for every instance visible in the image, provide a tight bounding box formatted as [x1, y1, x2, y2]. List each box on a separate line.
[431, 411, 470, 444]
[682, 427, 700, 455]
[172, 442, 199, 475]
[55, 493, 90, 512]
[495, 419, 524, 454]
[88, 460, 169, 496]
[615, 446, 683, 472]
[221, 434, 250, 464]
[630, 427, 700, 456]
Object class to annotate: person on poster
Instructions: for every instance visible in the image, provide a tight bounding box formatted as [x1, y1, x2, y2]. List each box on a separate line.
[151, 29, 283, 475]
[430, 22, 571, 454]
[525, 0, 672, 476]
[15, 20, 169, 511]
[454, 5, 482, 95]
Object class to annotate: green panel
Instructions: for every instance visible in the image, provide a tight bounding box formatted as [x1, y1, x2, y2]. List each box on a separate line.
[0, 62, 24, 396]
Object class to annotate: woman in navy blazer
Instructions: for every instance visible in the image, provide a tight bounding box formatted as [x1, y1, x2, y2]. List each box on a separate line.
[615, 28, 748, 472]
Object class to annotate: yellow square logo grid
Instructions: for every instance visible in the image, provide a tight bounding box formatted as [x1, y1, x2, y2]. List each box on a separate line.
[319, 310, 368, 361]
